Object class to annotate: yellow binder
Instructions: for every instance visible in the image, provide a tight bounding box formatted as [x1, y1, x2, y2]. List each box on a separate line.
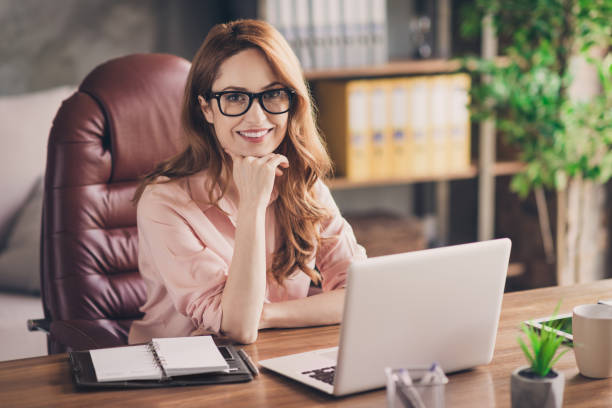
[315, 80, 371, 180]
[389, 78, 412, 178]
[448, 74, 472, 172]
[409, 77, 430, 176]
[429, 75, 451, 175]
[368, 79, 393, 179]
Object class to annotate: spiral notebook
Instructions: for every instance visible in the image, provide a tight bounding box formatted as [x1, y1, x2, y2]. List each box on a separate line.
[86, 336, 227, 382]
[68, 336, 254, 389]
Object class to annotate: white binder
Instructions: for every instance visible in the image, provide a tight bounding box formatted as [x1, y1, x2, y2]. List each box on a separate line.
[311, 0, 330, 69]
[328, 0, 344, 68]
[277, 0, 298, 56]
[293, 0, 313, 69]
[370, 0, 388, 65]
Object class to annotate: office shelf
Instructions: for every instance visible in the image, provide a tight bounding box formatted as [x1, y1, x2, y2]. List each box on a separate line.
[304, 59, 461, 81]
[327, 165, 478, 190]
[304, 57, 509, 81]
[326, 161, 524, 191]
[306, 14, 506, 248]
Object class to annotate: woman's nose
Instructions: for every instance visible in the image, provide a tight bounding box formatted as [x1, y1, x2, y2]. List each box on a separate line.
[243, 97, 268, 121]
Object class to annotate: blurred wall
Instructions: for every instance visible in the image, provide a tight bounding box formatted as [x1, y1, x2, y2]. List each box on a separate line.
[0, 0, 256, 96]
[0, 0, 158, 95]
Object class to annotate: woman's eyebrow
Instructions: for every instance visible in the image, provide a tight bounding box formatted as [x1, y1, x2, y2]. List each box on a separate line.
[219, 82, 284, 92]
[262, 82, 284, 89]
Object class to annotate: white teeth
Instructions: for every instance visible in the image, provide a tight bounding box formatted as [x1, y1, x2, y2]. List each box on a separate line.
[239, 129, 269, 138]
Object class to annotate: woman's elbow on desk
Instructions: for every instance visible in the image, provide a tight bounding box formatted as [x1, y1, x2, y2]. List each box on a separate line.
[220, 309, 261, 344]
[221, 325, 259, 344]
[232, 331, 259, 345]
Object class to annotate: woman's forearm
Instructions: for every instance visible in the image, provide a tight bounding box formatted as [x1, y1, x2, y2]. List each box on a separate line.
[220, 205, 267, 343]
[219, 152, 290, 343]
[260, 289, 346, 329]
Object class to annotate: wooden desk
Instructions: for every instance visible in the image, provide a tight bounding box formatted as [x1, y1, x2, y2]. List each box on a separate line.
[2, 280, 612, 407]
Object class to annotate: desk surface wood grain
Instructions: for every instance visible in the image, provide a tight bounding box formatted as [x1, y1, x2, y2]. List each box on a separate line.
[2, 280, 612, 407]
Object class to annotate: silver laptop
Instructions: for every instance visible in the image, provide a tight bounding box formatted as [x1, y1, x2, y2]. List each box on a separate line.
[258, 238, 511, 396]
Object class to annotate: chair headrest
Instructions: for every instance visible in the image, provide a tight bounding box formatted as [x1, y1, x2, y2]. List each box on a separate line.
[79, 53, 191, 182]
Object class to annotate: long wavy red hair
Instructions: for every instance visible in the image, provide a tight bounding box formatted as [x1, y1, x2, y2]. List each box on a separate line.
[134, 19, 332, 285]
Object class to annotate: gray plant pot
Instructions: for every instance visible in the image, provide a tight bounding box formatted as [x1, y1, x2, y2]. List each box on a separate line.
[511, 366, 564, 408]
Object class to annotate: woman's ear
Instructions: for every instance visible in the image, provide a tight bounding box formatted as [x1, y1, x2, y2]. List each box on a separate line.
[198, 95, 214, 124]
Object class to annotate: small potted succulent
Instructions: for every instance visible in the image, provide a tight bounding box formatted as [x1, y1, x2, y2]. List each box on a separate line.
[512, 306, 570, 408]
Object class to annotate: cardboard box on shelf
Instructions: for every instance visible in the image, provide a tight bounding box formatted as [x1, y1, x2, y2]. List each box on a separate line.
[344, 211, 426, 257]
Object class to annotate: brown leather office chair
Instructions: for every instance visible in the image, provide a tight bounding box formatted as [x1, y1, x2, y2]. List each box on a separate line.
[35, 54, 190, 353]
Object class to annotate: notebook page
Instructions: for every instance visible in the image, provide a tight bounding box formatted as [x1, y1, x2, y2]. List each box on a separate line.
[89, 345, 163, 382]
[152, 336, 229, 377]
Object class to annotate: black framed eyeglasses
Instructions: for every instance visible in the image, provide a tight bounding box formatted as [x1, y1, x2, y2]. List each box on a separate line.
[205, 88, 296, 117]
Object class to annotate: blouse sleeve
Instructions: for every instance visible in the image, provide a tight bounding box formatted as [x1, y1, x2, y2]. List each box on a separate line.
[315, 181, 367, 291]
[137, 187, 227, 334]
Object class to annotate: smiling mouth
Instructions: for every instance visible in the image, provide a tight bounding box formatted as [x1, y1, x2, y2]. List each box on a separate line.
[237, 128, 272, 141]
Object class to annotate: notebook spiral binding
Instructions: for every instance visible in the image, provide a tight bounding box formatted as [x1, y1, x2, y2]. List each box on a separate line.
[146, 342, 171, 381]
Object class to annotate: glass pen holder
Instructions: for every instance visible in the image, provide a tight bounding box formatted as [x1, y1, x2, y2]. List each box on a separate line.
[385, 366, 448, 408]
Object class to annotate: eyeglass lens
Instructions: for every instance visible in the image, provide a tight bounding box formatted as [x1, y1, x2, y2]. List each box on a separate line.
[219, 89, 291, 116]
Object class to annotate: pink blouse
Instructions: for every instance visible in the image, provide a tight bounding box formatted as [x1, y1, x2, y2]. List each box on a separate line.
[128, 170, 366, 344]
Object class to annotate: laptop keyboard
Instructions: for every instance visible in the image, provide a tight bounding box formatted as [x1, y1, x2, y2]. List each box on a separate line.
[301, 366, 336, 385]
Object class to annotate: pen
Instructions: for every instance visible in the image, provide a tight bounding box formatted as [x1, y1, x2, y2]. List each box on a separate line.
[238, 349, 259, 377]
[398, 369, 426, 408]
[419, 362, 438, 384]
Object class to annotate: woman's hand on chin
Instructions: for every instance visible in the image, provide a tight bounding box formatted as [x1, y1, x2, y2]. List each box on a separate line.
[225, 149, 289, 210]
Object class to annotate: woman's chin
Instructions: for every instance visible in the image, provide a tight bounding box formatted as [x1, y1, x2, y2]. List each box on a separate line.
[237, 145, 277, 158]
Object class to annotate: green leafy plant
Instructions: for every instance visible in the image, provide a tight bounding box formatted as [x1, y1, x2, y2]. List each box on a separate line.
[460, 0, 612, 196]
[517, 303, 570, 377]
[460, 0, 612, 284]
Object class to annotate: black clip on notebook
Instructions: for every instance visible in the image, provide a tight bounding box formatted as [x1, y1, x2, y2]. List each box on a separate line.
[69, 343, 255, 389]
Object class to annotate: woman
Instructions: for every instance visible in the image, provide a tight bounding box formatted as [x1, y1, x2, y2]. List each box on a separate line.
[128, 19, 366, 345]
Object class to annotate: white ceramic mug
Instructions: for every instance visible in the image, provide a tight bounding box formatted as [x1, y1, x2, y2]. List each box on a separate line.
[573, 304, 612, 378]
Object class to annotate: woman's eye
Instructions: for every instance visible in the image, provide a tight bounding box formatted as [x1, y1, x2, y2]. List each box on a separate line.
[226, 93, 247, 103]
[264, 90, 282, 99]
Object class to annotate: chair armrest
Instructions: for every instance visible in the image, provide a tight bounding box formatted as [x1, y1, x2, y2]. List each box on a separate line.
[27, 318, 50, 333]
[49, 318, 132, 352]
